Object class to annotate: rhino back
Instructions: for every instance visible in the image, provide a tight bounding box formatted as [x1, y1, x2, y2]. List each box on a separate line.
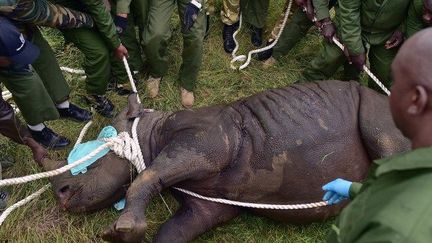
[178, 81, 373, 223]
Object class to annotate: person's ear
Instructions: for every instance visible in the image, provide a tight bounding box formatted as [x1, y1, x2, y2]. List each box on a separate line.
[407, 85, 428, 115]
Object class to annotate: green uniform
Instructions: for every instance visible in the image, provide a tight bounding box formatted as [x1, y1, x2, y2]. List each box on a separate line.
[221, 0, 239, 25]
[406, 0, 426, 38]
[111, 0, 149, 77]
[328, 147, 432, 243]
[143, 0, 207, 91]
[241, 0, 269, 29]
[0, 28, 70, 125]
[0, 0, 93, 28]
[49, 0, 126, 95]
[303, 0, 410, 88]
[272, 0, 336, 60]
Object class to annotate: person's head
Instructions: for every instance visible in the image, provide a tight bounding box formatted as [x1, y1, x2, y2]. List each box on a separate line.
[0, 17, 40, 68]
[423, 0, 432, 25]
[391, 28, 432, 147]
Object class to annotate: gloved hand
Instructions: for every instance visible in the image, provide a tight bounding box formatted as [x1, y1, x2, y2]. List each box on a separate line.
[344, 48, 366, 70]
[183, 0, 201, 32]
[319, 18, 336, 43]
[385, 30, 403, 49]
[322, 178, 352, 205]
[114, 44, 128, 60]
[114, 15, 128, 36]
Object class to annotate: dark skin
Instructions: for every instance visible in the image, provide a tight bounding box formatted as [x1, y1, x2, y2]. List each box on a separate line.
[423, 0, 432, 25]
[390, 28, 432, 149]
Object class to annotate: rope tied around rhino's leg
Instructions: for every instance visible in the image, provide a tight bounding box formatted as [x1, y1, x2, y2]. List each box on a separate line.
[230, 0, 294, 70]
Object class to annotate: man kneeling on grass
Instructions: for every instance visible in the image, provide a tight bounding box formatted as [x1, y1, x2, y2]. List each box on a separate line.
[321, 28, 432, 242]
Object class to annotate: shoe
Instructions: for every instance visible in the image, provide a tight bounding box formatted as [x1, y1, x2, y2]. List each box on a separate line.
[256, 40, 274, 61]
[85, 95, 115, 118]
[29, 127, 70, 149]
[223, 22, 239, 53]
[180, 87, 194, 108]
[58, 103, 92, 122]
[0, 191, 8, 211]
[146, 76, 161, 98]
[107, 79, 133, 96]
[250, 26, 263, 47]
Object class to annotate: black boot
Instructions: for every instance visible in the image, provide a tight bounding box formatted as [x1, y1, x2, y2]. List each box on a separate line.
[85, 95, 115, 118]
[223, 22, 239, 53]
[58, 103, 92, 122]
[256, 40, 274, 61]
[29, 127, 70, 149]
[250, 26, 263, 47]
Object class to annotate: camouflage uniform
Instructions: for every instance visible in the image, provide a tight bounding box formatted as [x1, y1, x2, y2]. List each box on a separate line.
[0, 0, 93, 28]
[221, 0, 239, 25]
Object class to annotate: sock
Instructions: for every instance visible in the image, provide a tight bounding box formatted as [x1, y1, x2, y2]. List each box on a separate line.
[56, 100, 70, 109]
[28, 123, 45, 131]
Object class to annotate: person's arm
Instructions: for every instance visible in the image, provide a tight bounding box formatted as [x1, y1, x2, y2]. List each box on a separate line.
[116, 0, 132, 15]
[80, 0, 121, 50]
[405, 0, 425, 38]
[2, 0, 94, 29]
[338, 0, 365, 55]
[312, 0, 330, 21]
[348, 182, 363, 198]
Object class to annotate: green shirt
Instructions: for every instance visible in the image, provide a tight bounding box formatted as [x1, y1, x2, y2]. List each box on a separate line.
[337, 0, 410, 55]
[50, 0, 120, 49]
[406, 0, 426, 38]
[328, 147, 432, 243]
[313, 0, 331, 21]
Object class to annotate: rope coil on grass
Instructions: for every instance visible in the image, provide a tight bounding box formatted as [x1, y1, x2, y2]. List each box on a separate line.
[230, 0, 294, 70]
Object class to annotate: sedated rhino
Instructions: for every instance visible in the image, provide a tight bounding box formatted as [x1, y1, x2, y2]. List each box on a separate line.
[41, 80, 409, 242]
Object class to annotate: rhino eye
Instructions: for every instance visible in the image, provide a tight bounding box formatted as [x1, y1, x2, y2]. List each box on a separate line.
[59, 185, 70, 194]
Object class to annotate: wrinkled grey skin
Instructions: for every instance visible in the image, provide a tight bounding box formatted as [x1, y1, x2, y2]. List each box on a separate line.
[41, 81, 410, 242]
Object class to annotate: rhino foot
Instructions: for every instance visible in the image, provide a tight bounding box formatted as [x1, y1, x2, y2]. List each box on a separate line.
[101, 211, 147, 243]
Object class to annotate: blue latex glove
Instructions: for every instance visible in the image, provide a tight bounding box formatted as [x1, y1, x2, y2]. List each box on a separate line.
[322, 178, 353, 205]
[114, 15, 128, 35]
[183, 0, 201, 32]
[67, 126, 117, 175]
[114, 198, 126, 210]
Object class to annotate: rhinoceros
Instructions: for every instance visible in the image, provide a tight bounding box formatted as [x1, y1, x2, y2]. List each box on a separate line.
[41, 80, 409, 243]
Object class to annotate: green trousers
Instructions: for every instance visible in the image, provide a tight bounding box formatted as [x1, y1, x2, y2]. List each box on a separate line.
[302, 39, 397, 89]
[221, 0, 240, 25]
[61, 27, 126, 94]
[302, 40, 360, 82]
[143, 0, 207, 91]
[272, 7, 312, 59]
[111, 0, 149, 81]
[241, 0, 269, 28]
[0, 29, 69, 125]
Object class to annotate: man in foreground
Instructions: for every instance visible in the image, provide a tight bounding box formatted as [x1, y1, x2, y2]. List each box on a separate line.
[322, 28, 432, 242]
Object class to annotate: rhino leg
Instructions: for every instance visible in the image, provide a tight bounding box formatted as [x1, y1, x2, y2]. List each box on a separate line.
[358, 86, 410, 159]
[154, 193, 240, 243]
[101, 143, 230, 243]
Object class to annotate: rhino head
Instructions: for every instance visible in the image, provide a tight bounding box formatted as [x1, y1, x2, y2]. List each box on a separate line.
[42, 94, 165, 213]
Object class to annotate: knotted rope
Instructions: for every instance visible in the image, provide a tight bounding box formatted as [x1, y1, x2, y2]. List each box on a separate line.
[230, 0, 294, 70]
[0, 57, 330, 226]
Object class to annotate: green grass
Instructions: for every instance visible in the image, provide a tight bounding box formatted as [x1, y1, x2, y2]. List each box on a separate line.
[0, 1, 336, 242]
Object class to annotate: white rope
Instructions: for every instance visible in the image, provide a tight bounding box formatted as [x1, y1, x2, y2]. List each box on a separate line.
[0, 184, 50, 226]
[173, 187, 328, 209]
[60, 67, 85, 74]
[331, 37, 391, 96]
[74, 121, 94, 148]
[230, 0, 294, 70]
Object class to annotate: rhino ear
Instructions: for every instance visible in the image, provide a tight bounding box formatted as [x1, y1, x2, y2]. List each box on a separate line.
[126, 93, 144, 119]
